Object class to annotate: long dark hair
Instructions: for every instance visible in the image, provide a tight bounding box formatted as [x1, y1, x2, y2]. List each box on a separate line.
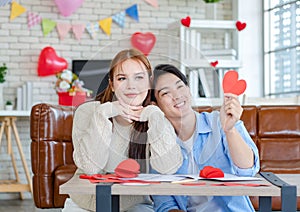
[95, 49, 152, 165]
[151, 64, 188, 102]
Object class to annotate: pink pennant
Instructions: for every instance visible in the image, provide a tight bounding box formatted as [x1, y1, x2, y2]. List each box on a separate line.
[72, 24, 85, 40]
[56, 22, 71, 40]
[27, 12, 42, 29]
[144, 0, 158, 8]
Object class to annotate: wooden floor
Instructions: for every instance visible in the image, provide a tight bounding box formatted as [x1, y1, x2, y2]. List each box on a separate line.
[0, 199, 61, 212]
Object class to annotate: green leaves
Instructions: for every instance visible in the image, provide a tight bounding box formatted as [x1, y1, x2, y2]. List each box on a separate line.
[0, 63, 7, 83]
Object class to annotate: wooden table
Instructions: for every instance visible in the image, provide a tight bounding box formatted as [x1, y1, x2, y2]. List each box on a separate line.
[0, 110, 32, 199]
[60, 173, 299, 212]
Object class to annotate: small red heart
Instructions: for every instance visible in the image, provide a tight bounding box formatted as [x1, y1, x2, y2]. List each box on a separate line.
[222, 70, 247, 96]
[236, 21, 246, 31]
[199, 166, 224, 178]
[210, 60, 218, 67]
[114, 159, 140, 178]
[181, 16, 191, 27]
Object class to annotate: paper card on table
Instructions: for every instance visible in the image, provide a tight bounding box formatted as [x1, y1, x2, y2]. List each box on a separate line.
[122, 174, 188, 182]
[183, 173, 262, 182]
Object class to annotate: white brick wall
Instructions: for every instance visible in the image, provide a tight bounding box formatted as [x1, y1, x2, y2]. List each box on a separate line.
[0, 0, 233, 199]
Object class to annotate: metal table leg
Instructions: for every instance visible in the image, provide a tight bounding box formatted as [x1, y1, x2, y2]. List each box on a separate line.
[96, 183, 120, 212]
[260, 172, 297, 212]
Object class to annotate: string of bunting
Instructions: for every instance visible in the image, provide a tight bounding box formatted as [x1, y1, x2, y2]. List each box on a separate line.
[0, 0, 153, 40]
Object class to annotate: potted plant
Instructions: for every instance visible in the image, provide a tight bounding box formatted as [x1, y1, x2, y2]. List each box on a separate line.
[5, 100, 13, 110]
[0, 63, 7, 110]
[0, 63, 7, 83]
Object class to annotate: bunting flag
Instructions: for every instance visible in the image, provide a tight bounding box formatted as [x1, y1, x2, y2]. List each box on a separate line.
[0, 0, 12, 7]
[72, 24, 85, 40]
[125, 4, 139, 22]
[56, 22, 72, 40]
[112, 11, 125, 28]
[10, 1, 26, 21]
[86, 22, 99, 39]
[27, 12, 42, 29]
[3, 2, 141, 40]
[99, 17, 112, 36]
[42, 19, 57, 36]
[144, 0, 158, 8]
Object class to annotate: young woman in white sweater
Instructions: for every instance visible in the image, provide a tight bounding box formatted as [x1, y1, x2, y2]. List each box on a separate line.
[62, 49, 183, 212]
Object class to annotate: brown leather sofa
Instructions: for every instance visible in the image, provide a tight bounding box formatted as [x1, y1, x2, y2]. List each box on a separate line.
[30, 103, 300, 210]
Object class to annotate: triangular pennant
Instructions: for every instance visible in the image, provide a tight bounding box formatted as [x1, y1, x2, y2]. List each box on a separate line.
[112, 11, 125, 28]
[56, 23, 72, 40]
[125, 4, 139, 22]
[86, 22, 99, 39]
[27, 12, 42, 29]
[144, 0, 158, 8]
[72, 24, 85, 40]
[42, 19, 57, 36]
[99, 17, 112, 36]
[10, 1, 26, 21]
[0, 0, 12, 7]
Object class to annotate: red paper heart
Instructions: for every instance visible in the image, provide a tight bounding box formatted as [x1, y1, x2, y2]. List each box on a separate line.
[114, 159, 140, 178]
[181, 16, 191, 27]
[236, 21, 246, 31]
[199, 166, 224, 178]
[210, 60, 218, 67]
[222, 70, 247, 96]
[131, 32, 156, 56]
[37, 46, 67, 77]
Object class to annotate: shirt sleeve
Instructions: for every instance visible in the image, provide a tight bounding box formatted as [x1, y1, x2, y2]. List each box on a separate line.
[140, 105, 183, 174]
[72, 101, 118, 174]
[221, 120, 260, 176]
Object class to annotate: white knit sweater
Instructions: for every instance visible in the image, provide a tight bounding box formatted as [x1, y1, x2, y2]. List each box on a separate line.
[70, 101, 183, 211]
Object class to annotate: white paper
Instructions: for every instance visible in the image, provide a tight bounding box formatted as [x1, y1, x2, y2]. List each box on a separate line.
[123, 173, 262, 182]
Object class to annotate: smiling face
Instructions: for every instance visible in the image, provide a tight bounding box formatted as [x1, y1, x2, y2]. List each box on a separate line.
[111, 59, 150, 106]
[154, 72, 193, 119]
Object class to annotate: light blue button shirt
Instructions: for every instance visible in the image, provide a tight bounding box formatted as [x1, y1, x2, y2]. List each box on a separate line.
[152, 111, 260, 212]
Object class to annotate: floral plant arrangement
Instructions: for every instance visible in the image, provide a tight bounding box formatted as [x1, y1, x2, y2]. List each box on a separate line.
[55, 70, 92, 96]
[203, 0, 221, 3]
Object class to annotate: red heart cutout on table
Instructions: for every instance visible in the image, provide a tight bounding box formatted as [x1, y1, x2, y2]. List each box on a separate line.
[131, 32, 156, 56]
[37, 46, 67, 77]
[199, 166, 224, 178]
[181, 16, 191, 27]
[114, 159, 140, 178]
[236, 21, 246, 31]
[210, 60, 218, 67]
[222, 70, 247, 96]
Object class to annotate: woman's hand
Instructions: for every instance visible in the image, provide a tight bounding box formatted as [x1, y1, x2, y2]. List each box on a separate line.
[112, 100, 143, 123]
[220, 93, 243, 132]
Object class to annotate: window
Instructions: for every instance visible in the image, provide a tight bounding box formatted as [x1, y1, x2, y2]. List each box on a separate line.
[264, 0, 300, 97]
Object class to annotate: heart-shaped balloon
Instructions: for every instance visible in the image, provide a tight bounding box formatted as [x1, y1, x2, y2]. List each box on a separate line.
[37, 46, 68, 77]
[131, 32, 156, 56]
[181, 16, 191, 27]
[54, 0, 84, 17]
[236, 21, 247, 31]
[222, 70, 246, 96]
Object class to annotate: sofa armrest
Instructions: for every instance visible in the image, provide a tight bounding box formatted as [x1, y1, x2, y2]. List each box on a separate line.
[30, 103, 76, 208]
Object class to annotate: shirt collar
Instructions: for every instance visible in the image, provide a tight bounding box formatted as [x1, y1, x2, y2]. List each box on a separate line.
[195, 111, 212, 134]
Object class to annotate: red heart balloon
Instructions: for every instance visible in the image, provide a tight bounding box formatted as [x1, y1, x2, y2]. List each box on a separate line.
[222, 70, 247, 96]
[181, 16, 191, 27]
[236, 21, 247, 31]
[131, 32, 156, 56]
[37, 46, 68, 77]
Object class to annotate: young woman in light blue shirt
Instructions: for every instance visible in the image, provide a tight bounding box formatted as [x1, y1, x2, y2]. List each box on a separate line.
[151, 64, 260, 212]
